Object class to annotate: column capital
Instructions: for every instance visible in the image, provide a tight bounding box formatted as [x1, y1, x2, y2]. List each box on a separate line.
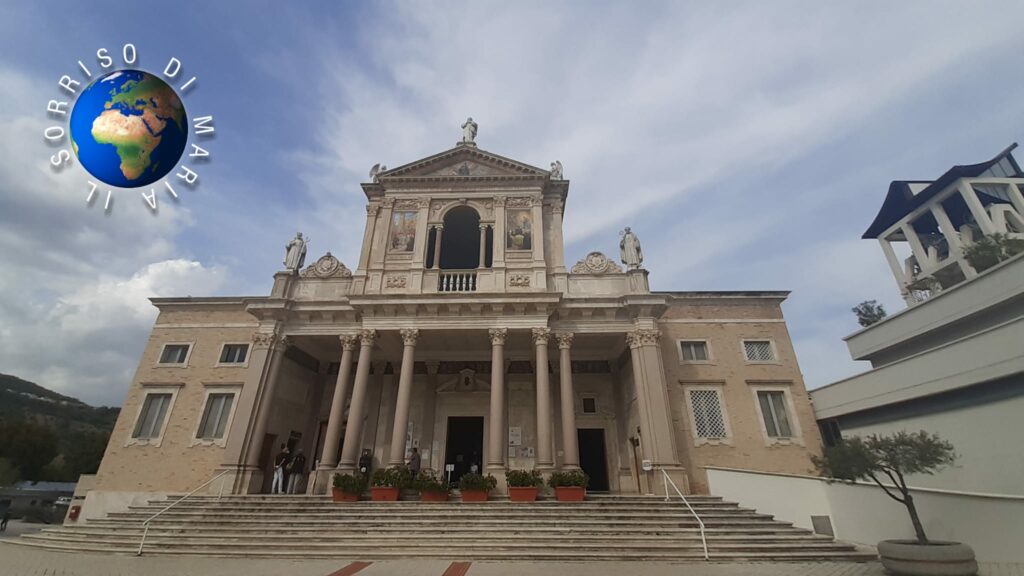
[434, 224, 444, 231]
[479, 223, 490, 230]
[359, 329, 378, 346]
[531, 327, 552, 345]
[400, 328, 420, 346]
[338, 334, 359, 351]
[626, 328, 661, 349]
[555, 332, 574, 349]
[488, 328, 508, 345]
[366, 204, 379, 216]
[251, 332, 276, 349]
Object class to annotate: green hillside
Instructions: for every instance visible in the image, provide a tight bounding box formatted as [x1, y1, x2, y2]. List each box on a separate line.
[0, 373, 119, 484]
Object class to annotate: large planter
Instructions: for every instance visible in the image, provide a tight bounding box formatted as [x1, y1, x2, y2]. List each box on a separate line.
[331, 488, 359, 502]
[460, 489, 489, 502]
[554, 486, 586, 502]
[370, 487, 400, 502]
[420, 490, 449, 502]
[508, 487, 540, 502]
[877, 540, 978, 576]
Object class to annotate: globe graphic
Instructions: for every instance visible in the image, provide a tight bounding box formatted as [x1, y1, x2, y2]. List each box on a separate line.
[69, 69, 188, 188]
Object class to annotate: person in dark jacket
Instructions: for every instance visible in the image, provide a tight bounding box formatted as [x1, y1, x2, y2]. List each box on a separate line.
[358, 448, 373, 485]
[287, 448, 307, 494]
[271, 444, 290, 494]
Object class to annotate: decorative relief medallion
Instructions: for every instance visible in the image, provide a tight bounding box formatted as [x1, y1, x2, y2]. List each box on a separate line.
[394, 199, 420, 211]
[570, 252, 624, 275]
[625, 329, 661, 348]
[555, 332, 575, 349]
[300, 252, 353, 278]
[508, 273, 531, 287]
[385, 274, 408, 288]
[531, 327, 552, 344]
[338, 334, 359, 351]
[488, 328, 508, 345]
[431, 201, 444, 216]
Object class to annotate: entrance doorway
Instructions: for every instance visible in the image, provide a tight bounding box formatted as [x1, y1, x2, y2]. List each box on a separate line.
[444, 416, 484, 485]
[577, 428, 610, 492]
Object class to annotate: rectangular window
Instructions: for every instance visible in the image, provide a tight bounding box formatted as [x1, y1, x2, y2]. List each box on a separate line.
[679, 341, 709, 362]
[582, 397, 597, 414]
[757, 390, 792, 438]
[132, 393, 172, 439]
[197, 393, 235, 440]
[159, 344, 190, 364]
[219, 344, 248, 364]
[688, 389, 727, 439]
[743, 340, 775, 362]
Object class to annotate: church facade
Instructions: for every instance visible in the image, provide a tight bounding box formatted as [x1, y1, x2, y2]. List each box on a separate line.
[84, 128, 823, 518]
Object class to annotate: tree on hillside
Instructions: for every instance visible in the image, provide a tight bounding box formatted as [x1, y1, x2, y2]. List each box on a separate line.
[852, 300, 887, 327]
[0, 419, 59, 481]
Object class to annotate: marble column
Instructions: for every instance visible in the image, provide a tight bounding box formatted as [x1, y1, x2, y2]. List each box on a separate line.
[387, 329, 419, 467]
[338, 329, 376, 473]
[556, 332, 579, 469]
[244, 335, 289, 468]
[432, 225, 444, 269]
[532, 327, 554, 470]
[318, 335, 358, 469]
[486, 328, 508, 471]
[478, 224, 489, 268]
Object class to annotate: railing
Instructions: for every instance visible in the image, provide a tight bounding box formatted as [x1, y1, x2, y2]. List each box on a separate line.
[438, 270, 477, 292]
[661, 468, 709, 560]
[137, 469, 230, 556]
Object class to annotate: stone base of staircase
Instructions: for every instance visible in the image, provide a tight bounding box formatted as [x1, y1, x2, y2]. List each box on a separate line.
[4, 494, 877, 562]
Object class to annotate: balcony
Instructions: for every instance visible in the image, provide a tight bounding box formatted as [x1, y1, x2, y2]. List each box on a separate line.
[438, 270, 478, 292]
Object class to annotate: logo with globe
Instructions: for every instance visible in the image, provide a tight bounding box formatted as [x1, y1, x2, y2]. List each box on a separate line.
[69, 70, 188, 188]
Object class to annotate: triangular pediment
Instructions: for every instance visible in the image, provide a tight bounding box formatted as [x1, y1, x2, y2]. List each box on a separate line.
[380, 145, 550, 180]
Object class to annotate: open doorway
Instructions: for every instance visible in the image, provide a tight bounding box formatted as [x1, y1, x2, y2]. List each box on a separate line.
[578, 428, 610, 492]
[444, 416, 484, 485]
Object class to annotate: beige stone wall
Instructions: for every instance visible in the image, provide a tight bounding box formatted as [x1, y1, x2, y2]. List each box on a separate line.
[659, 297, 823, 493]
[93, 304, 257, 493]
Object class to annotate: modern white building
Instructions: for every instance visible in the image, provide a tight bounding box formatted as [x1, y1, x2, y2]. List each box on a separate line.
[811, 144, 1024, 496]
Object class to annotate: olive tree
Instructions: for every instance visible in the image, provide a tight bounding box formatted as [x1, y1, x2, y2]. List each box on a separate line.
[813, 431, 956, 544]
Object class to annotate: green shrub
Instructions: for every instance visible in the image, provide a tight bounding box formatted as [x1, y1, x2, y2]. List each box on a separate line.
[458, 472, 497, 492]
[414, 470, 449, 493]
[332, 473, 363, 493]
[548, 470, 589, 488]
[964, 233, 1024, 272]
[370, 467, 410, 488]
[505, 469, 544, 488]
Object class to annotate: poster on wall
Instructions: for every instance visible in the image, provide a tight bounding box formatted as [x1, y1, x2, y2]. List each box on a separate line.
[389, 211, 417, 252]
[506, 209, 532, 250]
[508, 426, 522, 446]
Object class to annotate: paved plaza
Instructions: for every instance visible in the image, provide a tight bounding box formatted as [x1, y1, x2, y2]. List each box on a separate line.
[0, 543, 1021, 576]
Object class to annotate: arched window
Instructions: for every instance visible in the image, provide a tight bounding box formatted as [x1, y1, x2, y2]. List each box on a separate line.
[440, 206, 481, 269]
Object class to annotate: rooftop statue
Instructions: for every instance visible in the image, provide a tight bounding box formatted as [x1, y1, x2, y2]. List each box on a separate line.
[369, 163, 387, 183]
[620, 227, 643, 270]
[284, 232, 308, 272]
[461, 117, 478, 144]
[550, 160, 563, 180]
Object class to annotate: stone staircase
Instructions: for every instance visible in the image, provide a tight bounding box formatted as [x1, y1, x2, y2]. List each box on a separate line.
[6, 494, 876, 561]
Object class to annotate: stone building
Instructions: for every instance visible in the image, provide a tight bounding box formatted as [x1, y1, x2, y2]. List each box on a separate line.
[83, 128, 823, 519]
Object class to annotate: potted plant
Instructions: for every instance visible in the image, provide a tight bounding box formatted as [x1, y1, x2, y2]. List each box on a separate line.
[814, 431, 976, 576]
[548, 469, 588, 501]
[415, 470, 450, 502]
[506, 469, 544, 502]
[370, 467, 407, 502]
[458, 472, 497, 502]
[331, 472, 362, 502]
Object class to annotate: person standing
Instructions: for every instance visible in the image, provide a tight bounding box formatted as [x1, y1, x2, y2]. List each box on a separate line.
[287, 448, 307, 494]
[1, 509, 10, 531]
[407, 447, 421, 478]
[358, 448, 373, 485]
[271, 444, 290, 494]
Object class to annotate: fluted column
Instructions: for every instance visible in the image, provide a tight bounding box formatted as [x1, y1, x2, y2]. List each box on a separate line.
[478, 224, 489, 268]
[432, 225, 444, 269]
[627, 327, 685, 493]
[318, 335, 359, 469]
[387, 329, 419, 467]
[532, 327, 554, 470]
[556, 332, 579, 469]
[244, 334, 289, 468]
[486, 328, 508, 470]
[338, 329, 377, 473]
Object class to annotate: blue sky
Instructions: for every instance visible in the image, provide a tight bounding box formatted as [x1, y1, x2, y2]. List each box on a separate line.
[2, 1, 1023, 406]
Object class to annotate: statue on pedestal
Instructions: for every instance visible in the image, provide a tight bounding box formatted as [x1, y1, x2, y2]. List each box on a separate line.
[619, 227, 643, 270]
[284, 232, 308, 272]
[550, 160, 563, 180]
[461, 117, 478, 144]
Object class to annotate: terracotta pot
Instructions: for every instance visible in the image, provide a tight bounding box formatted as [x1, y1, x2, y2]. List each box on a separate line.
[370, 486, 400, 502]
[331, 488, 359, 502]
[460, 489, 489, 502]
[877, 540, 978, 576]
[420, 490, 449, 502]
[554, 486, 586, 502]
[508, 487, 540, 502]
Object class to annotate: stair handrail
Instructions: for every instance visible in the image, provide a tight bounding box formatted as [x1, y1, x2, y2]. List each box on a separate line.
[660, 467, 709, 560]
[137, 469, 230, 556]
